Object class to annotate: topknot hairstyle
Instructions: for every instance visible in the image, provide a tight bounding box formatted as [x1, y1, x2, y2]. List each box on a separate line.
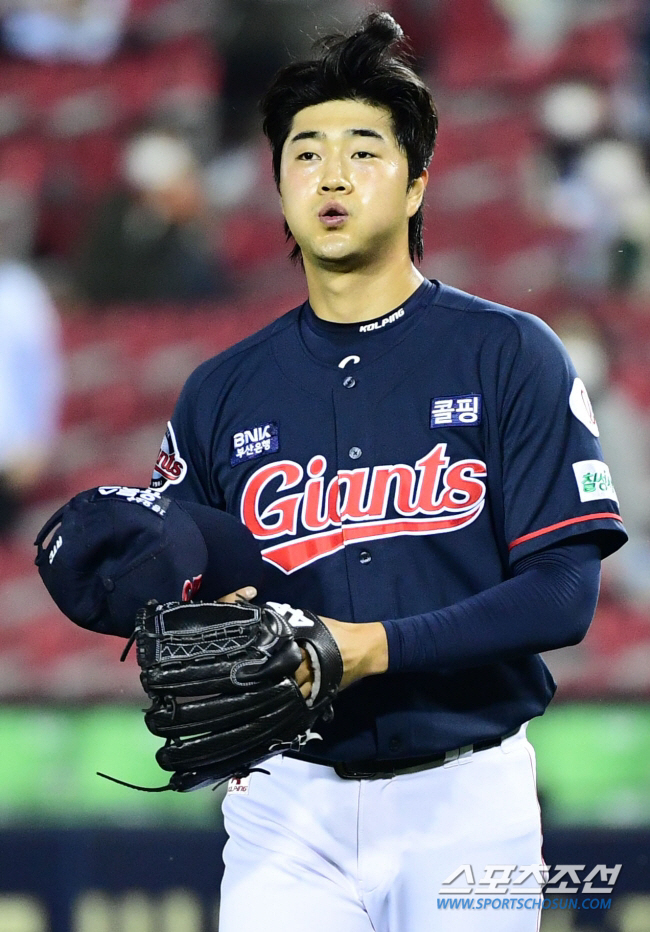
[260, 11, 438, 263]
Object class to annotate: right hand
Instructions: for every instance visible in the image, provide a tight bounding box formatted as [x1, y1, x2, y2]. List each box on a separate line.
[293, 648, 314, 701]
[218, 586, 258, 604]
[218, 586, 313, 700]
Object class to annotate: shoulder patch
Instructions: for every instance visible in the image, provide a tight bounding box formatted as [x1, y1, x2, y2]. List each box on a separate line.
[231, 421, 279, 467]
[569, 377, 599, 437]
[572, 460, 618, 503]
[151, 422, 188, 490]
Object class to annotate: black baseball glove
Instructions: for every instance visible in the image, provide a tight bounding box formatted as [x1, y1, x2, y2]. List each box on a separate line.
[102, 599, 343, 792]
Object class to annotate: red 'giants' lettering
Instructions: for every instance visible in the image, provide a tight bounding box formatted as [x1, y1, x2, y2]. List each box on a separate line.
[240, 443, 487, 573]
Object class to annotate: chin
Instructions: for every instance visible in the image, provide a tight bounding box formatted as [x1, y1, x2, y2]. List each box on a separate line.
[314, 250, 363, 271]
[307, 239, 364, 268]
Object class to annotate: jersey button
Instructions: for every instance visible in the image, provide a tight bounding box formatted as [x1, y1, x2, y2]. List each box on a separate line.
[389, 737, 401, 752]
[359, 550, 371, 564]
[348, 446, 362, 459]
[343, 376, 356, 388]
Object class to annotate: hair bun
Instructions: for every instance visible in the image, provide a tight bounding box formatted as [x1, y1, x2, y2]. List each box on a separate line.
[364, 11, 404, 45]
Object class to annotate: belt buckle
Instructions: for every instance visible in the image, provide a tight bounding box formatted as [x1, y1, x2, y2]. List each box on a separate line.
[334, 761, 394, 780]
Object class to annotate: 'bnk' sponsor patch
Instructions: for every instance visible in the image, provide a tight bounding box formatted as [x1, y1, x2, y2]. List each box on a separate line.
[231, 421, 279, 466]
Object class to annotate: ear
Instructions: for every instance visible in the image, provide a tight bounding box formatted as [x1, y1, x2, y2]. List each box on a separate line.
[406, 168, 428, 218]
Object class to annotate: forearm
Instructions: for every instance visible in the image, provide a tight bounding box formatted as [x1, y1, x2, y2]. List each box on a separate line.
[382, 542, 601, 675]
[320, 617, 388, 688]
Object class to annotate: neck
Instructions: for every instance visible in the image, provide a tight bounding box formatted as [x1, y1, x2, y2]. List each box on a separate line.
[303, 251, 424, 324]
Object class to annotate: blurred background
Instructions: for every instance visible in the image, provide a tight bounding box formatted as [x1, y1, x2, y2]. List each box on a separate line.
[0, 0, 649, 930]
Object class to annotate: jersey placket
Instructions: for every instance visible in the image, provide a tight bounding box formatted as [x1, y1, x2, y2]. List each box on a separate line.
[332, 365, 375, 581]
[330, 371, 405, 759]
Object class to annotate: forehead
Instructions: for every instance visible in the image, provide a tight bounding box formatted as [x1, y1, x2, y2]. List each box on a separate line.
[286, 98, 397, 143]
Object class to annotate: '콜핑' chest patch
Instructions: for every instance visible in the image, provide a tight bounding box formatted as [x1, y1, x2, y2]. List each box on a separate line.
[430, 394, 482, 428]
[231, 421, 279, 466]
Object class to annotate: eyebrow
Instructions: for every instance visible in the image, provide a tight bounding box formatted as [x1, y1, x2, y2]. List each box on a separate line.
[288, 128, 386, 144]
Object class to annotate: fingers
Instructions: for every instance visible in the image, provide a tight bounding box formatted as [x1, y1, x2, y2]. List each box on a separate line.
[294, 652, 310, 684]
[295, 649, 314, 699]
[218, 586, 257, 604]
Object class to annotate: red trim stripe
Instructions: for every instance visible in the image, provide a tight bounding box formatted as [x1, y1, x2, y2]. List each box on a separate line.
[508, 513, 624, 551]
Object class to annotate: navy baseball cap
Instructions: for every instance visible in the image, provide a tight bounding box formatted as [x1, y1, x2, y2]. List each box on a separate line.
[35, 486, 265, 638]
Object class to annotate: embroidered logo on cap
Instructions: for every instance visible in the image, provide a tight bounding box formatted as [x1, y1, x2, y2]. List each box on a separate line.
[231, 422, 279, 467]
[48, 535, 63, 564]
[97, 486, 170, 515]
[182, 574, 203, 601]
[430, 394, 482, 428]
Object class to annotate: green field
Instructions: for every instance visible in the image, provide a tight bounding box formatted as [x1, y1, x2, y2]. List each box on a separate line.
[0, 703, 648, 825]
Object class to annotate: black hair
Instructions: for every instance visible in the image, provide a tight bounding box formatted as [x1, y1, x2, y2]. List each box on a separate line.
[260, 11, 438, 263]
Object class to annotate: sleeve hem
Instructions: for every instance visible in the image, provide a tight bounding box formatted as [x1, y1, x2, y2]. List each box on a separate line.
[509, 513, 627, 561]
[381, 620, 402, 674]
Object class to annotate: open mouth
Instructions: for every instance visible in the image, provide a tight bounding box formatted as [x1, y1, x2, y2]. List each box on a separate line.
[319, 203, 349, 227]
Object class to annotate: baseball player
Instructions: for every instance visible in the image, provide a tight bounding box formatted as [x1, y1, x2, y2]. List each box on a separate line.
[150, 12, 627, 931]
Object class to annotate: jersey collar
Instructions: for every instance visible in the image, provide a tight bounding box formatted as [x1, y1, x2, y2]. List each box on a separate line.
[298, 279, 437, 369]
[303, 278, 434, 337]
[271, 280, 443, 400]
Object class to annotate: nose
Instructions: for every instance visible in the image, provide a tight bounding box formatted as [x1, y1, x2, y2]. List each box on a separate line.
[319, 178, 352, 194]
[318, 158, 352, 195]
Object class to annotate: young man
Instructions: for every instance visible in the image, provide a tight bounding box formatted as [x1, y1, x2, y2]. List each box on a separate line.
[151, 12, 626, 931]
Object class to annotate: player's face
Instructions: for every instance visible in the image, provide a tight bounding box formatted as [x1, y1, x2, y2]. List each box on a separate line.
[279, 99, 426, 270]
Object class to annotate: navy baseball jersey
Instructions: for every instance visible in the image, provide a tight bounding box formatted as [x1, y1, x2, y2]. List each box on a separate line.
[151, 280, 626, 762]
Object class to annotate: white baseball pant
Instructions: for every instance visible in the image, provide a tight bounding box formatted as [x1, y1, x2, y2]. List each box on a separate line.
[219, 726, 544, 932]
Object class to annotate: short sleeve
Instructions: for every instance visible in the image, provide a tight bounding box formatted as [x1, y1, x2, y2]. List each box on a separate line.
[500, 314, 627, 563]
[149, 361, 224, 507]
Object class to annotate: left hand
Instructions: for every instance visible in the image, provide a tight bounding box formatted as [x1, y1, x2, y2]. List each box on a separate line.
[294, 615, 389, 696]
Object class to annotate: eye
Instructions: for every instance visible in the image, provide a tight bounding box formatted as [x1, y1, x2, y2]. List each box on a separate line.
[297, 151, 319, 161]
[353, 151, 375, 159]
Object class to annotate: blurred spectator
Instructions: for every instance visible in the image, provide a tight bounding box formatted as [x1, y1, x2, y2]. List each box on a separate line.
[2, 0, 130, 64]
[495, 0, 576, 58]
[557, 314, 650, 608]
[495, 0, 618, 61]
[77, 130, 231, 304]
[216, 0, 364, 147]
[637, 0, 650, 113]
[548, 137, 650, 292]
[0, 260, 63, 537]
[540, 81, 606, 154]
[536, 79, 650, 293]
[132, 0, 216, 45]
